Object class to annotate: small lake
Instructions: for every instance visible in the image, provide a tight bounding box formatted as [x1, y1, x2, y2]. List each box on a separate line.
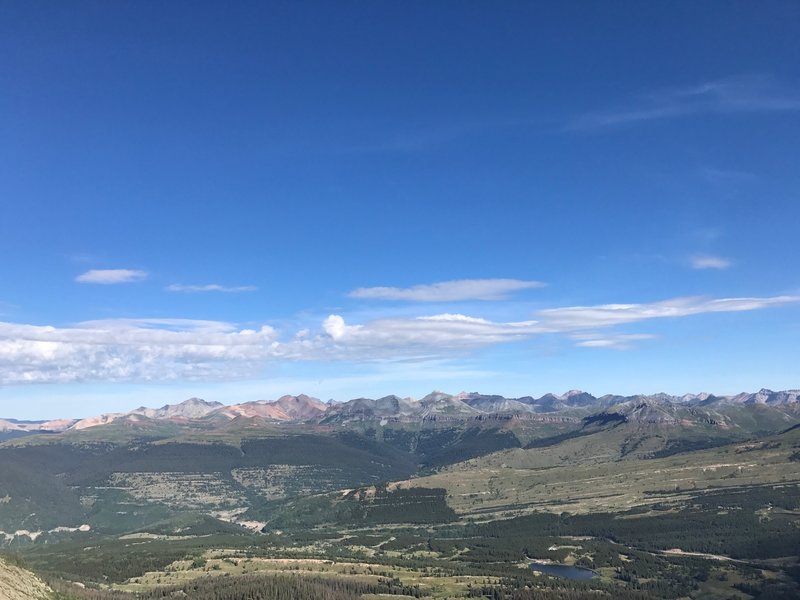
[529, 561, 597, 581]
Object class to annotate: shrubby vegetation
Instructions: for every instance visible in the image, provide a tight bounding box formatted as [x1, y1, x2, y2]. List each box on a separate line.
[51, 573, 422, 600]
[256, 486, 456, 528]
[446, 485, 800, 560]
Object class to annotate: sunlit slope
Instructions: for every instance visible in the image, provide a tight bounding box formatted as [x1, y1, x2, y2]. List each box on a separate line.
[0, 556, 53, 600]
[407, 423, 800, 516]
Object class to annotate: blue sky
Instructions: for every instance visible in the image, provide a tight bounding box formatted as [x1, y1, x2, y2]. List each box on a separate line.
[1, 2, 799, 418]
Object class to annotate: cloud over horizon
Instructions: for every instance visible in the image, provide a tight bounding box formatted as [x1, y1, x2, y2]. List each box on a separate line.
[0, 319, 278, 384]
[1, 294, 797, 385]
[317, 312, 541, 354]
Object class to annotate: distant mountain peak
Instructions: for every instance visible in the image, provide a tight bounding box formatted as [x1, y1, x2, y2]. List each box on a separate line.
[729, 389, 800, 406]
[4, 386, 798, 434]
[272, 394, 326, 419]
[182, 397, 215, 405]
[421, 390, 453, 401]
[129, 397, 223, 420]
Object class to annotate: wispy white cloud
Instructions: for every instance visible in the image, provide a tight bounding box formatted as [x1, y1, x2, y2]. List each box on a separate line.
[349, 278, 545, 302]
[66, 253, 104, 264]
[699, 167, 757, 186]
[346, 122, 486, 153]
[166, 283, 258, 293]
[690, 255, 732, 270]
[316, 313, 541, 351]
[75, 269, 148, 284]
[337, 116, 542, 154]
[569, 75, 800, 130]
[78, 318, 240, 334]
[571, 333, 656, 350]
[0, 294, 797, 384]
[536, 295, 798, 330]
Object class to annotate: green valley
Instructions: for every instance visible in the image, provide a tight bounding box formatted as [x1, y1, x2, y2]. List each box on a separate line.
[1, 390, 799, 599]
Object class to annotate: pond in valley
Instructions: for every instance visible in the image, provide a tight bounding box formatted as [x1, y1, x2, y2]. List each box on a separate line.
[528, 561, 597, 581]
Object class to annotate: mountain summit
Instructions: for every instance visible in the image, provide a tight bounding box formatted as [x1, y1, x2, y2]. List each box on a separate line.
[130, 397, 224, 419]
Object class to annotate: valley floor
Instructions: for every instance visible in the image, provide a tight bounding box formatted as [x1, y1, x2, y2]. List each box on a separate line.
[1, 404, 799, 600]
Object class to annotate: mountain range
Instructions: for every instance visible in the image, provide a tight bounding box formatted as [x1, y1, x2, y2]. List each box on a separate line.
[1, 388, 798, 435]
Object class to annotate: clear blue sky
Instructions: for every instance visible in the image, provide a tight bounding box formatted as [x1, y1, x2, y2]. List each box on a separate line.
[1, 1, 799, 418]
